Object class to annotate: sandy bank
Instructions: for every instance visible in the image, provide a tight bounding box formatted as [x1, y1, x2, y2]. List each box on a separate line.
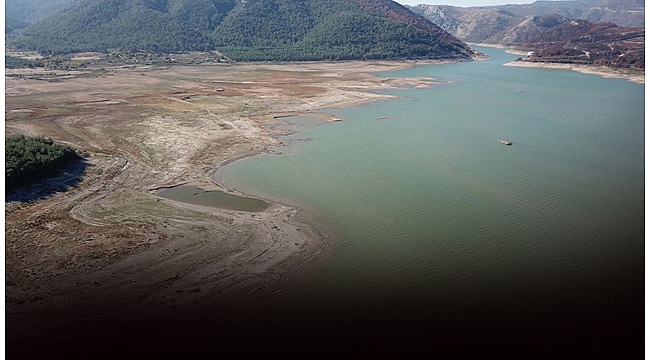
[466, 42, 528, 55]
[505, 60, 645, 84]
[467, 42, 507, 49]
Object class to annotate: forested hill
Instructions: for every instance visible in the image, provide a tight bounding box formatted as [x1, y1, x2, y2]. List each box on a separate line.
[9, 0, 476, 62]
[10, 0, 221, 54]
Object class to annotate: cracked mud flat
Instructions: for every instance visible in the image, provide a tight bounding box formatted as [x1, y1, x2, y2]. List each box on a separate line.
[5, 60, 447, 356]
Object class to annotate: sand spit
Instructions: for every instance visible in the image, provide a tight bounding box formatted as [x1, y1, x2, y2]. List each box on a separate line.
[5, 59, 451, 356]
[505, 60, 645, 84]
[468, 43, 644, 83]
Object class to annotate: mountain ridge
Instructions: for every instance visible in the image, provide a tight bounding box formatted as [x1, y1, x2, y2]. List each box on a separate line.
[9, 0, 477, 62]
[5, 0, 74, 33]
[408, 2, 643, 72]
[409, 0, 644, 46]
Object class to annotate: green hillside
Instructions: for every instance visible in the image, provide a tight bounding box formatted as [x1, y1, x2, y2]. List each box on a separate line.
[213, 0, 471, 61]
[10, 0, 220, 54]
[10, 0, 475, 61]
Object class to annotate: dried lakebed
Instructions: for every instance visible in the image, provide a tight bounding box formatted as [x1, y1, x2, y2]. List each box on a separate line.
[5, 59, 448, 357]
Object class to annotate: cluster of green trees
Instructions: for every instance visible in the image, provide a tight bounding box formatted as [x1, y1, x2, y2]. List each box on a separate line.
[5, 55, 88, 70]
[105, 50, 227, 65]
[6, 136, 79, 189]
[9, 0, 472, 62]
[5, 55, 32, 69]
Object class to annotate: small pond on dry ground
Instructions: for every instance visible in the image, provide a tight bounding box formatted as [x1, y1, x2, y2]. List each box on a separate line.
[157, 185, 269, 212]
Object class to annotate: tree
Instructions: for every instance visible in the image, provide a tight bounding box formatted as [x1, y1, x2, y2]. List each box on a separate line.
[5, 136, 79, 189]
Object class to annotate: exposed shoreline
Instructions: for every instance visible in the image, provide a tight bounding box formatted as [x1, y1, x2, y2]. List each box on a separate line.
[466, 42, 527, 54]
[5, 58, 451, 356]
[6, 48, 642, 355]
[469, 42, 645, 83]
[504, 60, 645, 84]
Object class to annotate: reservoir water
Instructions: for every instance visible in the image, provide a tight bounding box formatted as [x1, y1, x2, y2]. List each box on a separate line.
[212, 47, 644, 350]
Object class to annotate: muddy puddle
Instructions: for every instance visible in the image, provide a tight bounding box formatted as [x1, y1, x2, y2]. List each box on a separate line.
[157, 185, 269, 212]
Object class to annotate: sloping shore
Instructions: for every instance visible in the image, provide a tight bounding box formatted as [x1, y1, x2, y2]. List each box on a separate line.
[5, 59, 451, 356]
[505, 60, 645, 84]
[468, 43, 644, 84]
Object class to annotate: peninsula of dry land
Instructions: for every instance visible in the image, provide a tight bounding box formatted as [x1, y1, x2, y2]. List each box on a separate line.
[504, 59, 645, 83]
[5, 58, 446, 356]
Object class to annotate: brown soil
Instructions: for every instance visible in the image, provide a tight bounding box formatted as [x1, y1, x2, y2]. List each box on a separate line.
[5, 60, 445, 356]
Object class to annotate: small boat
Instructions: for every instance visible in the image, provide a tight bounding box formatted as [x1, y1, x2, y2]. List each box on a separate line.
[499, 139, 513, 145]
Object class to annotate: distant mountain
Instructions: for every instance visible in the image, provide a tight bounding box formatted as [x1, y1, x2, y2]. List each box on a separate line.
[409, 0, 644, 45]
[5, 0, 74, 33]
[493, 14, 570, 46]
[523, 19, 644, 70]
[410, 6, 523, 44]
[9, 0, 476, 62]
[409, 2, 644, 71]
[5, 18, 32, 35]
[499, 0, 598, 19]
[500, 0, 645, 27]
[5, 0, 74, 24]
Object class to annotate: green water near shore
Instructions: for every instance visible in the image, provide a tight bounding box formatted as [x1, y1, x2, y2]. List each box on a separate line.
[213, 47, 644, 347]
[157, 185, 268, 212]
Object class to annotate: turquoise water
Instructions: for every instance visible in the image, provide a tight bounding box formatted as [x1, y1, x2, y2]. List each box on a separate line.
[212, 47, 644, 348]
